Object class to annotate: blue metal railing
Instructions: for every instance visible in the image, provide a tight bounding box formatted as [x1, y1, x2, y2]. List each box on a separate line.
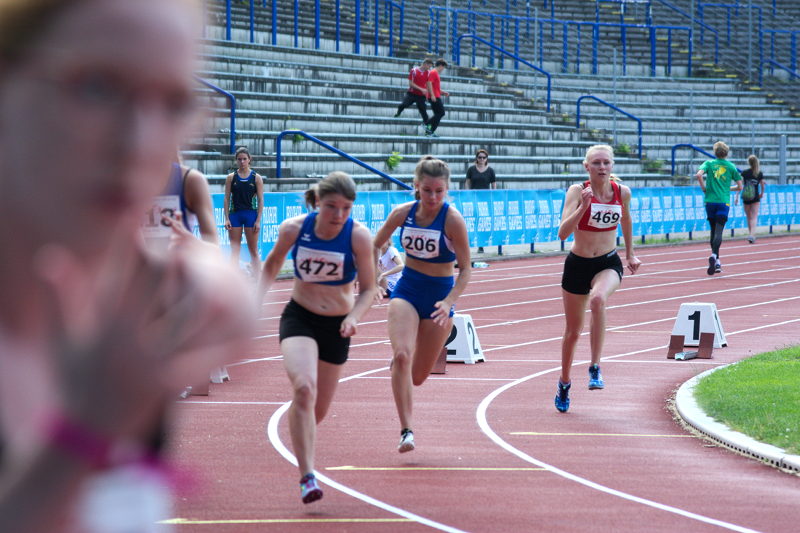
[576, 96, 643, 159]
[764, 29, 799, 74]
[431, 6, 706, 77]
[454, 34, 552, 112]
[652, 0, 721, 50]
[759, 59, 800, 86]
[275, 131, 411, 190]
[224, 0, 403, 56]
[196, 77, 236, 154]
[670, 143, 715, 176]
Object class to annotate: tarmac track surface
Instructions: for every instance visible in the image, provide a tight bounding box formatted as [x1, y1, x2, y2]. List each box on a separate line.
[169, 235, 800, 533]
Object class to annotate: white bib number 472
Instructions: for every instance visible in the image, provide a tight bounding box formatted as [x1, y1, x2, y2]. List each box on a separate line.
[295, 246, 345, 282]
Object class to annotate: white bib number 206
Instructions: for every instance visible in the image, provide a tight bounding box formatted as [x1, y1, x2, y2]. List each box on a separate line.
[402, 227, 440, 259]
[588, 203, 622, 230]
[296, 246, 345, 282]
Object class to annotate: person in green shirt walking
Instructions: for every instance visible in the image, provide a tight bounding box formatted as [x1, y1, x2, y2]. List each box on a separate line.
[695, 141, 743, 275]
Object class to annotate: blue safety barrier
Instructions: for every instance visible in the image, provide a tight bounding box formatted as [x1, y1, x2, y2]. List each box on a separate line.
[206, 186, 799, 263]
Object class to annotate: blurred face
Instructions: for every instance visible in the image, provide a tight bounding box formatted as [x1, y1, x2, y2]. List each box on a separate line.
[416, 175, 448, 210]
[316, 193, 353, 228]
[476, 152, 488, 163]
[584, 149, 614, 180]
[0, 0, 198, 246]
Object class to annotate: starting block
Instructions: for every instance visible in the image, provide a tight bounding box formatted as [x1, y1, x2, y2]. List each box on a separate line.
[670, 302, 727, 348]
[445, 313, 485, 364]
[667, 332, 715, 360]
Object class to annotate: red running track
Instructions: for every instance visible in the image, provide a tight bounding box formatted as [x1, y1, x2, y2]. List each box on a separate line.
[168, 235, 800, 533]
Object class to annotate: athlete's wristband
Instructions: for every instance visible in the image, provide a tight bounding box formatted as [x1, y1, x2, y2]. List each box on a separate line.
[44, 414, 144, 470]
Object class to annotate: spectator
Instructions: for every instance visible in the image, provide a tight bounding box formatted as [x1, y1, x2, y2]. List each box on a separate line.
[424, 59, 449, 138]
[394, 58, 433, 127]
[0, 1, 255, 532]
[465, 149, 497, 254]
[735, 154, 766, 244]
[695, 141, 743, 275]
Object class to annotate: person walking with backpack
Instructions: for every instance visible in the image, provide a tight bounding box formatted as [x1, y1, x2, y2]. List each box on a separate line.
[695, 141, 743, 275]
[735, 154, 766, 244]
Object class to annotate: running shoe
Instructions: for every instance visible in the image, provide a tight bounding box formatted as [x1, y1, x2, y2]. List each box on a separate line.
[715, 261, 722, 273]
[393, 112, 401, 118]
[398, 428, 415, 453]
[588, 364, 605, 390]
[707, 255, 716, 276]
[747, 235, 756, 244]
[554, 381, 571, 413]
[299, 473, 323, 504]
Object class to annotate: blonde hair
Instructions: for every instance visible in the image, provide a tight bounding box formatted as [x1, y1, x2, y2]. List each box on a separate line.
[713, 141, 730, 159]
[747, 154, 760, 176]
[584, 144, 614, 164]
[304, 171, 356, 210]
[413, 155, 450, 200]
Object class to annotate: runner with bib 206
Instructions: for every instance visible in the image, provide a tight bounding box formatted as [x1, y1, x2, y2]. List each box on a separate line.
[372, 156, 471, 454]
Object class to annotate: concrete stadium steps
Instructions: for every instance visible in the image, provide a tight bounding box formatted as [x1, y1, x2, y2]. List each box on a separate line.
[189, 1, 799, 187]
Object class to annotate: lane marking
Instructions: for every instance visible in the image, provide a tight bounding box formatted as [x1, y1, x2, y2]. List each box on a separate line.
[510, 432, 693, 438]
[161, 518, 412, 525]
[472, 319, 800, 533]
[327, 466, 545, 471]
[176, 401, 285, 405]
[266, 366, 468, 533]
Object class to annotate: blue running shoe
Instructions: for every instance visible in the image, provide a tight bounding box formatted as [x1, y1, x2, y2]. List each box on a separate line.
[554, 381, 571, 413]
[588, 364, 605, 390]
[300, 473, 323, 504]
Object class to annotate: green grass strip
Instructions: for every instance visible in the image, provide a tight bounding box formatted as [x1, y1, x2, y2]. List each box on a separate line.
[694, 346, 800, 455]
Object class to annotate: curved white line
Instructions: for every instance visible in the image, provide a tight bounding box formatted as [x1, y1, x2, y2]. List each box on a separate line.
[266, 366, 468, 533]
[475, 363, 764, 533]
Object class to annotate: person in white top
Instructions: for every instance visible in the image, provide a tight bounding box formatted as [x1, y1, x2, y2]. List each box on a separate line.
[377, 241, 404, 298]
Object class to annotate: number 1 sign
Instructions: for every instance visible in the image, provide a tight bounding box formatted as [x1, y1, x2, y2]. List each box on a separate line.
[671, 302, 727, 348]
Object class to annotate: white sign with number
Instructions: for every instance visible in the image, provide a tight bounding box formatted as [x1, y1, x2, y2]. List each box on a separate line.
[444, 314, 485, 364]
[671, 302, 727, 348]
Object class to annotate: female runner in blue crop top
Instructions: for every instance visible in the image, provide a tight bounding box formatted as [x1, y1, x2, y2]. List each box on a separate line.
[372, 156, 471, 454]
[259, 171, 377, 504]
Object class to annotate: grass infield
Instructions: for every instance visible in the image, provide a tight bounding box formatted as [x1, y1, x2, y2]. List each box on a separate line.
[694, 346, 800, 455]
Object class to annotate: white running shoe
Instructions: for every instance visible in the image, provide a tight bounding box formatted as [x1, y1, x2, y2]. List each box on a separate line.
[398, 428, 415, 453]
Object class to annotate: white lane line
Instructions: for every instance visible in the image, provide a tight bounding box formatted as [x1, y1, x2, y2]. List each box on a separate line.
[474, 315, 800, 532]
[265, 366, 468, 533]
[475, 343, 776, 533]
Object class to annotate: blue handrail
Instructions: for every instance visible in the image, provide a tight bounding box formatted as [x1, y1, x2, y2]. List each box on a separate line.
[670, 143, 715, 176]
[652, 0, 720, 53]
[275, 130, 411, 190]
[195, 77, 236, 154]
[576, 96, 642, 160]
[759, 59, 800, 86]
[454, 33, 552, 112]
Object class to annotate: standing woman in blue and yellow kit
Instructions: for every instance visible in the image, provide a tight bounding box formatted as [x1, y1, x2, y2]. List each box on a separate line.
[224, 147, 264, 275]
[259, 172, 376, 504]
[373, 156, 471, 453]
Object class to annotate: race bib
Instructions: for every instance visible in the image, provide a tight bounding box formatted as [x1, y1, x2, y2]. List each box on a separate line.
[587, 203, 622, 230]
[295, 246, 345, 282]
[142, 195, 180, 238]
[402, 227, 441, 259]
